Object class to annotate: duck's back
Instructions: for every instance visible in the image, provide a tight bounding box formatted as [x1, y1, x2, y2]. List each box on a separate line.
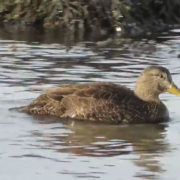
[22, 82, 169, 123]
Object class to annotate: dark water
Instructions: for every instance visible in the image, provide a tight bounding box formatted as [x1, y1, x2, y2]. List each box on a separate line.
[0, 28, 180, 180]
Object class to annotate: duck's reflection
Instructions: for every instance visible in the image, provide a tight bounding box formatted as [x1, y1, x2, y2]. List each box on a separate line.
[32, 116, 169, 177]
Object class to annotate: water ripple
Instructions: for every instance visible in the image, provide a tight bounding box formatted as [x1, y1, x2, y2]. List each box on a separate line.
[1, 29, 180, 179]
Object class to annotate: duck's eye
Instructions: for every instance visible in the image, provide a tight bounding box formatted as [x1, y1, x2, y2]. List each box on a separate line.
[160, 74, 164, 79]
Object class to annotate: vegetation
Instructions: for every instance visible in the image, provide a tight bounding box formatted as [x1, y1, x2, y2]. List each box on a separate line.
[0, 0, 179, 39]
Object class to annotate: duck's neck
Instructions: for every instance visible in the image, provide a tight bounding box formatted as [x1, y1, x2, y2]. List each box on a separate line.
[134, 79, 160, 103]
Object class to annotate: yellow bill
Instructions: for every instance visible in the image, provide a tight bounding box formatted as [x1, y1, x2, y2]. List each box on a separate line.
[167, 84, 180, 96]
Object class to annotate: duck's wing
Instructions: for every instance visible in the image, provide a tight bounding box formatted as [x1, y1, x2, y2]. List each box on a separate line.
[23, 82, 134, 122]
[45, 84, 92, 101]
[45, 82, 133, 103]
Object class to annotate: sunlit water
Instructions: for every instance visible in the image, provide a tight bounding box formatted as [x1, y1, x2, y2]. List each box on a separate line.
[0, 29, 180, 180]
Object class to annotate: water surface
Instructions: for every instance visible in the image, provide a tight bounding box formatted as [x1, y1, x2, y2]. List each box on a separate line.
[0, 29, 180, 180]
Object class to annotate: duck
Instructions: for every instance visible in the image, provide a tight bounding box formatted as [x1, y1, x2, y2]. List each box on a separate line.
[20, 66, 180, 124]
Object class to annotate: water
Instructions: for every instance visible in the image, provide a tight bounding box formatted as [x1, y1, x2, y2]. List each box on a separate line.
[0, 29, 180, 180]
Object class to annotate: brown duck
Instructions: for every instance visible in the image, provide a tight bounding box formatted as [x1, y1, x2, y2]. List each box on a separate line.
[21, 66, 180, 124]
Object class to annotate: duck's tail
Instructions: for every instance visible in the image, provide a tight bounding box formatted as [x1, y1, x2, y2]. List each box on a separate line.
[9, 94, 49, 114]
[9, 105, 29, 112]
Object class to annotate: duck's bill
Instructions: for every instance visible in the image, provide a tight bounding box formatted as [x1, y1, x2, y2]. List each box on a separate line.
[167, 84, 180, 96]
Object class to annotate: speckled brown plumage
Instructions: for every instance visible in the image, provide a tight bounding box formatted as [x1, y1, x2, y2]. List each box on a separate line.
[20, 66, 180, 124]
[21, 82, 168, 124]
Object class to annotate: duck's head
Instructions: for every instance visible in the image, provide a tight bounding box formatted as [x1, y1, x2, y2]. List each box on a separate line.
[135, 66, 180, 102]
